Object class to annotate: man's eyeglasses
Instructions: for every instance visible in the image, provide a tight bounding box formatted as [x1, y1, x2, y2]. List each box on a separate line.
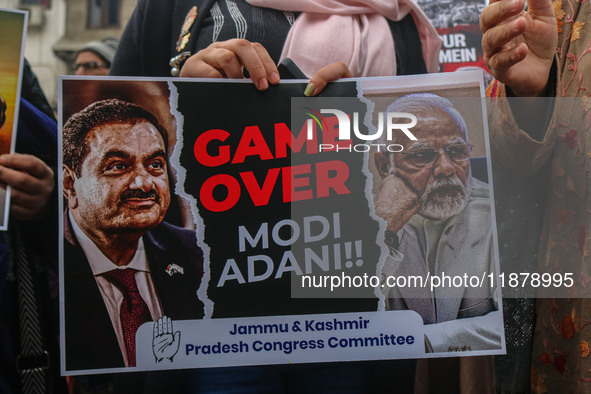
[74, 61, 108, 71]
[398, 143, 474, 167]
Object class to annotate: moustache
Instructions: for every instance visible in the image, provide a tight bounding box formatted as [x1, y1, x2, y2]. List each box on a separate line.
[423, 177, 465, 199]
[120, 189, 161, 204]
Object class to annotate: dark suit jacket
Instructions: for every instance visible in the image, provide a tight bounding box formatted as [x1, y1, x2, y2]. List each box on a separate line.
[63, 217, 204, 371]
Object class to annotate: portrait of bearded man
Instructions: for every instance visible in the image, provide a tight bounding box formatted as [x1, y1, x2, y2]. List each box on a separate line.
[374, 93, 501, 353]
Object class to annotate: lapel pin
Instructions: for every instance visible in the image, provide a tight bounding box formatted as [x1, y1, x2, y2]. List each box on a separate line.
[166, 263, 185, 276]
[176, 6, 197, 52]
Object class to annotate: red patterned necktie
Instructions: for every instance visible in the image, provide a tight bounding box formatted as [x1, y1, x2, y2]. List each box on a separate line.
[103, 268, 152, 367]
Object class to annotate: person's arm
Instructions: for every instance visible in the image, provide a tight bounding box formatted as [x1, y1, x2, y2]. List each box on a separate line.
[481, 0, 558, 140]
[481, 0, 559, 174]
[110, 0, 175, 76]
[373, 151, 420, 233]
[10, 95, 59, 265]
[179, 38, 281, 90]
[380, 246, 404, 303]
[423, 310, 503, 352]
[11, 69, 57, 224]
[373, 174, 419, 234]
[0, 154, 53, 221]
[480, 0, 557, 98]
[423, 218, 502, 353]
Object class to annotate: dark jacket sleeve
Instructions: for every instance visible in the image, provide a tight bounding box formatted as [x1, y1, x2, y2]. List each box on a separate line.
[15, 98, 58, 262]
[110, 0, 175, 76]
[21, 59, 55, 121]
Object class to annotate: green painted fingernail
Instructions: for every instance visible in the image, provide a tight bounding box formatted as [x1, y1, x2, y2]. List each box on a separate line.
[304, 82, 315, 97]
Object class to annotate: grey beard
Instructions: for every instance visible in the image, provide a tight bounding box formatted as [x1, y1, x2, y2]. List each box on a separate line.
[418, 176, 471, 221]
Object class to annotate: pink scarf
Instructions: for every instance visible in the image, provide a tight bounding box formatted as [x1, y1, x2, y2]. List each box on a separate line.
[247, 0, 441, 77]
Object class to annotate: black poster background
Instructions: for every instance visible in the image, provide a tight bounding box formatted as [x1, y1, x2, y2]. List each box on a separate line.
[175, 81, 381, 318]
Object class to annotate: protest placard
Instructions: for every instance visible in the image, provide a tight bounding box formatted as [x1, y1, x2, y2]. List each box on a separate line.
[0, 8, 28, 230]
[59, 71, 504, 374]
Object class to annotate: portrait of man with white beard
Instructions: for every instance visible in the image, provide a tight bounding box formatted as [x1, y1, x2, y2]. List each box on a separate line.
[374, 93, 501, 353]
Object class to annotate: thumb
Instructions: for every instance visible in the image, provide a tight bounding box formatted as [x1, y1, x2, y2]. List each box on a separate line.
[526, 0, 555, 17]
[173, 331, 181, 345]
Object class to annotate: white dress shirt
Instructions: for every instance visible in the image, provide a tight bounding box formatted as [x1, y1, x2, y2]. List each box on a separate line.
[69, 212, 163, 366]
